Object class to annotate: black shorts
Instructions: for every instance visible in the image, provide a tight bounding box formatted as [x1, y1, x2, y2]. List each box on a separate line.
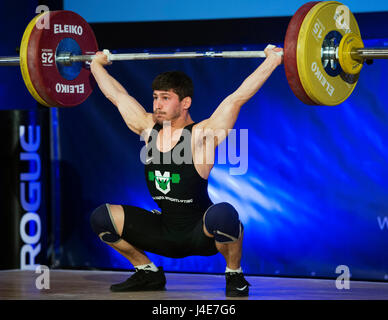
[121, 205, 218, 258]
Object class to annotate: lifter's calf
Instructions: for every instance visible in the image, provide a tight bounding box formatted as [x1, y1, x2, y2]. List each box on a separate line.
[202, 203, 250, 296]
[110, 239, 151, 266]
[202, 202, 244, 270]
[108, 204, 152, 266]
[215, 234, 243, 270]
[90, 204, 150, 266]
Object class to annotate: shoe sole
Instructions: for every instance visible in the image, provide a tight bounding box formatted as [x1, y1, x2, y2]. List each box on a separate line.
[226, 290, 249, 297]
[110, 283, 166, 292]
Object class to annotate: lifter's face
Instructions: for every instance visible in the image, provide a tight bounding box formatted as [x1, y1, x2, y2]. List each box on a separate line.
[152, 89, 190, 125]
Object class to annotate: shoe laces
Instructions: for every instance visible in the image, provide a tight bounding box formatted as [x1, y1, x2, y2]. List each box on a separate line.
[130, 268, 150, 281]
[226, 272, 251, 287]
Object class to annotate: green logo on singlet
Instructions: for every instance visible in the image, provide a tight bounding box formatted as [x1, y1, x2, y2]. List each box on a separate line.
[148, 170, 180, 194]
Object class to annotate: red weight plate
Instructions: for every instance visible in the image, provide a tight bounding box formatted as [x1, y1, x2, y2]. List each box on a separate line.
[26, 11, 98, 107]
[284, 2, 320, 105]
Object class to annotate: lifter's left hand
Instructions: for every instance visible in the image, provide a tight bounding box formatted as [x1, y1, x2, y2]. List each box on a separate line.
[264, 44, 284, 66]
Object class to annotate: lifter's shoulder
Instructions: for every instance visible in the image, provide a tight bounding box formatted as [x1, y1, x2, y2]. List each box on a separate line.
[192, 119, 209, 131]
[191, 119, 220, 146]
[139, 116, 157, 144]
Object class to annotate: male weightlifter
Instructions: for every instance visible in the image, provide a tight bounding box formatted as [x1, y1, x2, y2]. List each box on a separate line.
[89, 45, 283, 297]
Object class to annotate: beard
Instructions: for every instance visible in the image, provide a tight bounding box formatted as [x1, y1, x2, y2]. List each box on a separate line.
[153, 109, 181, 125]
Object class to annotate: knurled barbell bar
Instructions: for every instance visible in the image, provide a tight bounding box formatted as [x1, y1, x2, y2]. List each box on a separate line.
[2, 46, 386, 64]
[0, 1, 387, 107]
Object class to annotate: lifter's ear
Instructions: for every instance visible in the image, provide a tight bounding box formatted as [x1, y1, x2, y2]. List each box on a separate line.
[182, 96, 192, 110]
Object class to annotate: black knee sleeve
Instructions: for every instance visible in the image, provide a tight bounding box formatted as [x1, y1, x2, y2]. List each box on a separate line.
[203, 202, 243, 243]
[90, 204, 121, 243]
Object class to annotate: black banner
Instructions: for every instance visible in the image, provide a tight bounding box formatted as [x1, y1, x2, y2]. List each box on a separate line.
[0, 109, 50, 270]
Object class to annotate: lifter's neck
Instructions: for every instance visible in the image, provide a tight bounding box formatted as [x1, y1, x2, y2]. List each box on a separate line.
[162, 113, 194, 132]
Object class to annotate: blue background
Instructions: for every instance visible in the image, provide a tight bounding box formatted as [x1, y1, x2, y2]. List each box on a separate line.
[0, 2, 41, 110]
[0, 1, 387, 281]
[57, 41, 388, 280]
[65, 0, 388, 22]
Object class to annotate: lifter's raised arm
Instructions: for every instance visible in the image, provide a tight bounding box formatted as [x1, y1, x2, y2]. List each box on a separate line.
[90, 51, 154, 135]
[198, 45, 283, 136]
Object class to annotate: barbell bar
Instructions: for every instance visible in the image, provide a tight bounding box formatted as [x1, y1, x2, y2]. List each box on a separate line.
[0, 51, 268, 66]
[0, 57, 21, 66]
[355, 48, 388, 59]
[0, 1, 387, 107]
[2, 46, 388, 67]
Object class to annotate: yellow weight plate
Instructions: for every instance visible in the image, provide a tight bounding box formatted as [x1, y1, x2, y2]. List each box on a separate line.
[338, 32, 364, 75]
[19, 12, 52, 107]
[297, 1, 362, 106]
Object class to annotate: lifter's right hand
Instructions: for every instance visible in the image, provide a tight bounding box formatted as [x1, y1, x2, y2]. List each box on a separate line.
[264, 44, 284, 66]
[91, 50, 112, 67]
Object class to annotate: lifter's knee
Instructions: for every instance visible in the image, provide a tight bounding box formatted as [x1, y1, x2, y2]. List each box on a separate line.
[203, 202, 243, 243]
[90, 204, 121, 244]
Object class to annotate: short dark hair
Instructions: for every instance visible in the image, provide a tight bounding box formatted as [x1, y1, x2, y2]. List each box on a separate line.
[152, 71, 193, 101]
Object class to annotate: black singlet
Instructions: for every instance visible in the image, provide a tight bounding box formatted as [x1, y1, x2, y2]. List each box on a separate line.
[144, 122, 213, 230]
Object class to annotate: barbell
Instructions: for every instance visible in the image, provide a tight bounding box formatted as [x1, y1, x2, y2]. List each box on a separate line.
[1, 1, 387, 107]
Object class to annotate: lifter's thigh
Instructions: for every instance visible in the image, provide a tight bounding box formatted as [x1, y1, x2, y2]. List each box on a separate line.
[109, 204, 125, 236]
